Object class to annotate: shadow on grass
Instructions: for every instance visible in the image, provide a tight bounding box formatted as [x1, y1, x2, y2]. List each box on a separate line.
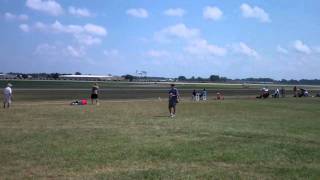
[152, 115, 170, 118]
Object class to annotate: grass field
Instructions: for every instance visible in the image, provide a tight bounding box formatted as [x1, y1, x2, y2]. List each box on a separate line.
[1, 80, 320, 179]
[1, 80, 320, 102]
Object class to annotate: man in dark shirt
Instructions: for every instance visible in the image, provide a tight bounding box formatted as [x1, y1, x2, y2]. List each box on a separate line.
[192, 89, 196, 101]
[168, 84, 180, 117]
[293, 86, 297, 97]
[91, 83, 99, 105]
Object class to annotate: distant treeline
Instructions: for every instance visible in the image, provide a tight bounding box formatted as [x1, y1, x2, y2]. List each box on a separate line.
[2, 72, 320, 85]
[176, 75, 320, 85]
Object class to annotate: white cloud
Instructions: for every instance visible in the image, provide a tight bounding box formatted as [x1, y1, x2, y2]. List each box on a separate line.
[155, 24, 226, 57]
[32, 21, 107, 37]
[28, 21, 107, 46]
[74, 34, 101, 46]
[156, 23, 199, 41]
[4, 12, 29, 21]
[232, 42, 259, 58]
[277, 45, 288, 54]
[126, 8, 148, 18]
[34, 21, 47, 31]
[34, 43, 87, 58]
[66, 45, 85, 57]
[19, 24, 30, 32]
[26, 0, 63, 16]
[293, 40, 311, 54]
[164, 8, 185, 17]
[185, 39, 227, 56]
[49, 21, 83, 34]
[240, 3, 270, 23]
[68, 6, 92, 17]
[84, 24, 107, 36]
[34, 43, 58, 55]
[146, 50, 170, 58]
[203, 6, 223, 21]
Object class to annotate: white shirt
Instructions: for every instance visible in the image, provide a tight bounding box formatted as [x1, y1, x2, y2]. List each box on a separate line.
[3, 87, 12, 96]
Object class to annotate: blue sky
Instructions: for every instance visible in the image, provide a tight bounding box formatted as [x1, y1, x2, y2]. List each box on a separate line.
[1, 0, 320, 79]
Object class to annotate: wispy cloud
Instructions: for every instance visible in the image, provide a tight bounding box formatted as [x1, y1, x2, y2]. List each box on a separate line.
[155, 23, 226, 57]
[19, 24, 30, 32]
[83, 24, 107, 36]
[74, 34, 101, 46]
[26, 0, 63, 16]
[203, 6, 223, 21]
[30, 21, 107, 37]
[164, 8, 185, 17]
[4, 12, 29, 21]
[185, 39, 227, 56]
[66, 45, 85, 57]
[293, 40, 311, 54]
[155, 23, 199, 42]
[277, 45, 289, 54]
[34, 43, 87, 59]
[23, 21, 106, 47]
[240, 3, 270, 23]
[34, 43, 58, 56]
[232, 42, 259, 58]
[126, 8, 148, 18]
[68, 6, 92, 17]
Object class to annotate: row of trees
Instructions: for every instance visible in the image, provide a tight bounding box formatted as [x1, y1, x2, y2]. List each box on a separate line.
[177, 75, 320, 85]
[3, 72, 320, 85]
[178, 75, 228, 82]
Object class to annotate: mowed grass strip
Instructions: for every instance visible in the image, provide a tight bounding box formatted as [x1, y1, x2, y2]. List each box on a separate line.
[0, 98, 320, 179]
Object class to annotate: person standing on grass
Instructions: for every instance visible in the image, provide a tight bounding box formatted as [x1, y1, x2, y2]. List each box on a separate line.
[293, 86, 297, 97]
[202, 88, 207, 100]
[3, 83, 13, 109]
[168, 84, 180, 118]
[192, 89, 196, 101]
[91, 83, 99, 105]
[280, 87, 286, 98]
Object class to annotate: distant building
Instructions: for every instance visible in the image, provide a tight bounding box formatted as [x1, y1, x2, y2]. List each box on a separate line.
[59, 74, 124, 81]
[0, 74, 17, 79]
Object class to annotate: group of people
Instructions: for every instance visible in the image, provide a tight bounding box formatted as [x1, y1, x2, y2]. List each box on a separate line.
[257, 86, 311, 99]
[2, 82, 318, 119]
[2, 82, 100, 109]
[257, 87, 286, 99]
[293, 86, 309, 97]
[0, 82, 181, 118]
[192, 89, 207, 101]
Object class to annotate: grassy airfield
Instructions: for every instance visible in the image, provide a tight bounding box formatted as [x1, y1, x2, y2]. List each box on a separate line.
[0, 80, 320, 179]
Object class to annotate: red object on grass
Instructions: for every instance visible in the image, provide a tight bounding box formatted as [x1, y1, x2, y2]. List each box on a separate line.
[81, 99, 88, 105]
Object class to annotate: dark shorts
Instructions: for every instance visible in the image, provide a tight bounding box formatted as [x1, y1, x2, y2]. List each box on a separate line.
[91, 94, 98, 99]
[168, 99, 177, 108]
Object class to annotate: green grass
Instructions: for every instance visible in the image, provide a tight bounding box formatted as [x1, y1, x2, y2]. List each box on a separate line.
[1, 98, 320, 179]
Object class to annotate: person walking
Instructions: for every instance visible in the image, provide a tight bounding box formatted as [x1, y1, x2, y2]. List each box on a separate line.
[3, 83, 13, 109]
[91, 83, 99, 105]
[168, 84, 180, 118]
